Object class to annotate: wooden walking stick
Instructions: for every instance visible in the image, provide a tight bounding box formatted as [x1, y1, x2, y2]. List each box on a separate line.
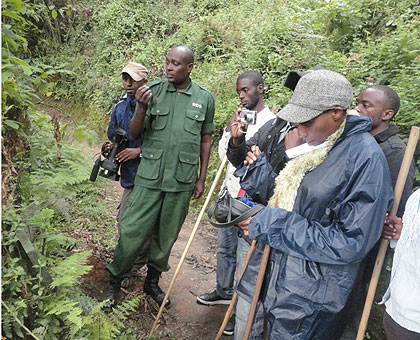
[243, 244, 271, 340]
[356, 126, 420, 340]
[149, 156, 228, 337]
[215, 240, 257, 340]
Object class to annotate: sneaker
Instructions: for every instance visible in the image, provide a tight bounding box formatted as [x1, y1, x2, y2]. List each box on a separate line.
[196, 290, 232, 306]
[223, 314, 235, 336]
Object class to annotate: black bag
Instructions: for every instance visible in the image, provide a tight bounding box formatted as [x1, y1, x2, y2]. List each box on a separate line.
[207, 186, 264, 229]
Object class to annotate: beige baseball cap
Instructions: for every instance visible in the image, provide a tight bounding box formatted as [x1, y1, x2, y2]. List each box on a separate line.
[121, 62, 148, 81]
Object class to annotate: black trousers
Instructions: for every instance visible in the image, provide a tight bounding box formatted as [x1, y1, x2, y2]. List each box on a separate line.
[383, 311, 420, 340]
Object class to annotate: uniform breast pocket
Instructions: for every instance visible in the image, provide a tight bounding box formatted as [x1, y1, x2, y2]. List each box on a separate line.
[175, 151, 198, 183]
[138, 148, 163, 180]
[184, 110, 205, 135]
[150, 107, 169, 130]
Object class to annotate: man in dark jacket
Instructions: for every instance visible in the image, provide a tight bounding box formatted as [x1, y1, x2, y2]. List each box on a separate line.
[225, 68, 319, 339]
[355, 85, 415, 217]
[236, 70, 393, 339]
[106, 62, 150, 288]
[338, 85, 416, 339]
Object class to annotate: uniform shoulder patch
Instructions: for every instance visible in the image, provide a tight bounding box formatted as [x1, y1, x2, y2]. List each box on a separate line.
[147, 79, 163, 88]
[196, 84, 213, 95]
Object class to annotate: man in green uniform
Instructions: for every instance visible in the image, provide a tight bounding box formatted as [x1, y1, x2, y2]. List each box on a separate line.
[103, 45, 215, 309]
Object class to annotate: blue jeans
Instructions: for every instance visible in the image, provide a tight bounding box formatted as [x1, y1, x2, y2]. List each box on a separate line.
[234, 236, 265, 340]
[216, 226, 238, 298]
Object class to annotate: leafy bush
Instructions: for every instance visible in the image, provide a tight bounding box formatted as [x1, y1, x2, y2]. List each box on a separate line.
[41, 0, 419, 140]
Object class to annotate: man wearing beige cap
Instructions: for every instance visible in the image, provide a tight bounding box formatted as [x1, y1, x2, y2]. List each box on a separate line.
[236, 69, 394, 339]
[105, 62, 149, 288]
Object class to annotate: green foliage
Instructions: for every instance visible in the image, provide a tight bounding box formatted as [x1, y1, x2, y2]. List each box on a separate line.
[2, 203, 141, 339]
[16, 110, 97, 205]
[40, 0, 419, 143]
[3, 0, 420, 339]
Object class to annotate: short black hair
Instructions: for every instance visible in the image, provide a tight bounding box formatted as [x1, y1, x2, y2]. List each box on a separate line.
[237, 70, 264, 88]
[369, 85, 400, 116]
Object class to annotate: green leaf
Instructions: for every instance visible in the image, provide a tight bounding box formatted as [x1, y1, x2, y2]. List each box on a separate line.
[2, 11, 21, 20]
[9, 56, 28, 66]
[51, 9, 57, 19]
[3, 119, 20, 130]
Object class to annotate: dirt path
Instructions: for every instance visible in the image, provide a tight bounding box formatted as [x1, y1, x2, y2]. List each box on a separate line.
[80, 181, 231, 339]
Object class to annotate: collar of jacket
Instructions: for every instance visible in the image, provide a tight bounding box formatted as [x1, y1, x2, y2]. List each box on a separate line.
[373, 125, 399, 144]
[334, 113, 371, 146]
[166, 79, 193, 95]
[127, 95, 137, 110]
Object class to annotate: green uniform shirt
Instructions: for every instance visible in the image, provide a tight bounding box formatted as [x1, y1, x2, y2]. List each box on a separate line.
[135, 79, 215, 192]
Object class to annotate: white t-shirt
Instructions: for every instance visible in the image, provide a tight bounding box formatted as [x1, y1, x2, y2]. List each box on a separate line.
[218, 106, 275, 197]
[382, 188, 420, 333]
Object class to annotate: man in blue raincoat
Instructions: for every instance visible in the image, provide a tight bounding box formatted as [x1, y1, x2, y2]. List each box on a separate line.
[236, 69, 394, 339]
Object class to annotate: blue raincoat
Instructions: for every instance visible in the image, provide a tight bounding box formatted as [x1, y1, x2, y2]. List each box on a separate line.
[236, 115, 393, 340]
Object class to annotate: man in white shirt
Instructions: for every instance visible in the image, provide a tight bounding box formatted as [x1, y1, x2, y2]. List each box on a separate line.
[381, 188, 420, 340]
[197, 71, 275, 336]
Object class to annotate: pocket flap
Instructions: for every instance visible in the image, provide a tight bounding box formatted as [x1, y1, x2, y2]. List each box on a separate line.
[179, 151, 197, 165]
[150, 107, 169, 116]
[186, 109, 205, 122]
[142, 148, 163, 160]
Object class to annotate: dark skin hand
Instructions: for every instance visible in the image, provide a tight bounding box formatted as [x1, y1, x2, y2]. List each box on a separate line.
[382, 215, 403, 240]
[230, 108, 248, 145]
[129, 85, 152, 139]
[237, 216, 253, 237]
[243, 125, 305, 166]
[103, 142, 141, 162]
[244, 145, 261, 165]
[192, 133, 212, 199]
[285, 127, 305, 150]
[116, 147, 141, 162]
[225, 109, 241, 133]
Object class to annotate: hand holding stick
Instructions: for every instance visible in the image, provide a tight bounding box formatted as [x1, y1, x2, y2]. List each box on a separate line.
[356, 126, 420, 340]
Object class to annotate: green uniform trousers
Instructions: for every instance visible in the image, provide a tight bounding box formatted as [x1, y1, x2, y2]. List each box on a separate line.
[107, 186, 192, 278]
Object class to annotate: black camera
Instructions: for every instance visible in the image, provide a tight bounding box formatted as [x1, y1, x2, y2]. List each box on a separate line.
[284, 66, 326, 91]
[89, 127, 127, 182]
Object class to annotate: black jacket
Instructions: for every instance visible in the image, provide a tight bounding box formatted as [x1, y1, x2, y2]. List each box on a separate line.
[227, 117, 288, 176]
[374, 125, 415, 217]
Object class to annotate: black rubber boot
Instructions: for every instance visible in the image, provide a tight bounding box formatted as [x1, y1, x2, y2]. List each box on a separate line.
[143, 267, 171, 308]
[100, 275, 121, 311]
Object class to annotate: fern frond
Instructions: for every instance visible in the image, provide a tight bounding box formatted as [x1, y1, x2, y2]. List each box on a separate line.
[109, 295, 143, 327]
[50, 250, 92, 289]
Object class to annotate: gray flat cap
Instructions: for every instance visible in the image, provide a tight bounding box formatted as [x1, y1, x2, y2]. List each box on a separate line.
[278, 69, 353, 123]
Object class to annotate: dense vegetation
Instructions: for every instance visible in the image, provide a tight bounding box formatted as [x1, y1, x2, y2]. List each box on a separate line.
[2, 0, 419, 338]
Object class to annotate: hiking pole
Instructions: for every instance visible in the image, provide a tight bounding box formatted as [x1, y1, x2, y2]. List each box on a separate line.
[215, 240, 257, 340]
[149, 156, 228, 337]
[356, 126, 420, 340]
[243, 244, 271, 340]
